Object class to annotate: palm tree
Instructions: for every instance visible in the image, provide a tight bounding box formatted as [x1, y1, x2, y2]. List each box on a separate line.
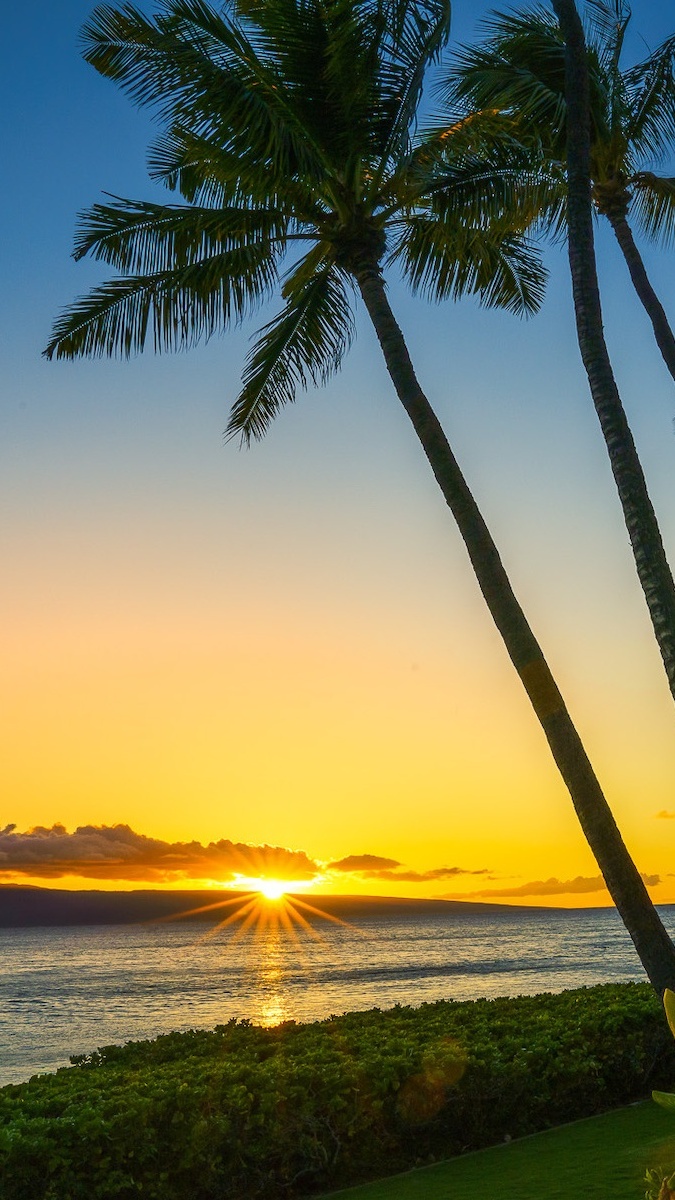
[448, 0, 675, 380]
[45, 0, 675, 991]
[445, 0, 675, 706]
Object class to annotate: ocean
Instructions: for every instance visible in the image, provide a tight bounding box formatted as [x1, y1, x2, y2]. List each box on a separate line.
[2, 902, 674, 1088]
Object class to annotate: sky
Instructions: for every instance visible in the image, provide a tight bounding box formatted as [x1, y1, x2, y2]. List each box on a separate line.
[2, 0, 675, 906]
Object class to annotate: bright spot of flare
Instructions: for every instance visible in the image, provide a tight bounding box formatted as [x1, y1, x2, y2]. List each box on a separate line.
[258, 879, 286, 901]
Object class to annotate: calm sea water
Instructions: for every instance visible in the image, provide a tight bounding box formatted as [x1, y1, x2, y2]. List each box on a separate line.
[2, 904, 674, 1087]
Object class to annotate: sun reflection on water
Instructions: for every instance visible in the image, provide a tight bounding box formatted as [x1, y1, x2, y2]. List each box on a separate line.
[255, 942, 289, 1027]
[157, 884, 355, 1028]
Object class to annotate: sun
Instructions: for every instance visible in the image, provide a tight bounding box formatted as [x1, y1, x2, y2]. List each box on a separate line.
[257, 879, 287, 902]
[234, 875, 297, 901]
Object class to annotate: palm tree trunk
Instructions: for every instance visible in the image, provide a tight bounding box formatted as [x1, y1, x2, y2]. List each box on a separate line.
[355, 259, 675, 994]
[606, 210, 675, 384]
[551, 0, 675, 705]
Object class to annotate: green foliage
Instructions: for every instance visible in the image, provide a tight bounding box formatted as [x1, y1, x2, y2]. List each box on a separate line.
[645, 1166, 675, 1200]
[652, 989, 675, 1110]
[647, 989, 675, 1196]
[1, 983, 674, 1199]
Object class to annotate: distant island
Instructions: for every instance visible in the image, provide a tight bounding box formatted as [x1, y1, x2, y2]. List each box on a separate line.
[0, 885, 563, 927]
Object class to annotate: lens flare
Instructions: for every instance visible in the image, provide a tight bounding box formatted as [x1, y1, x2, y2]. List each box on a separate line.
[257, 879, 287, 901]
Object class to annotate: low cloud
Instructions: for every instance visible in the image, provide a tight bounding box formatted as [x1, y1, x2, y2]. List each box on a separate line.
[445, 873, 661, 899]
[327, 854, 402, 872]
[656, 811, 675, 820]
[0, 825, 494, 892]
[326, 853, 490, 883]
[362, 867, 491, 882]
[0, 824, 319, 884]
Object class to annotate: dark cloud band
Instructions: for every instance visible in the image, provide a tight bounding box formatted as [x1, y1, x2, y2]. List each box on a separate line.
[0, 824, 319, 884]
[446, 873, 660, 899]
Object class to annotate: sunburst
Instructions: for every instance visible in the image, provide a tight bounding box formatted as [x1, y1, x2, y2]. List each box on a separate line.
[157, 880, 354, 948]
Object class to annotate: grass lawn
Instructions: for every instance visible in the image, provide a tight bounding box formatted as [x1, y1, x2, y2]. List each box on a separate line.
[320, 1102, 675, 1199]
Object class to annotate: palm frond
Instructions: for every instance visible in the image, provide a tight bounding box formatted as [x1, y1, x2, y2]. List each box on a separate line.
[443, 5, 611, 154]
[444, 8, 568, 148]
[585, 0, 630, 72]
[82, 0, 330, 186]
[412, 116, 560, 228]
[374, 0, 452, 172]
[390, 217, 547, 314]
[148, 128, 245, 203]
[44, 243, 278, 360]
[624, 35, 675, 162]
[282, 0, 383, 177]
[226, 253, 354, 444]
[630, 172, 675, 247]
[72, 195, 290, 273]
[147, 128, 329, 229]
[418, 107, 534, 161]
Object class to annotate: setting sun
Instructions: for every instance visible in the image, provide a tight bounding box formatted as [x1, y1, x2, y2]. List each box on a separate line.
[257, 879, 287, 901]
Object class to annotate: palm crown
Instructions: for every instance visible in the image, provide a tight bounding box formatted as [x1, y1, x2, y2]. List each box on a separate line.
[446, 0, 675, 241]
[45, 0, 545, 442]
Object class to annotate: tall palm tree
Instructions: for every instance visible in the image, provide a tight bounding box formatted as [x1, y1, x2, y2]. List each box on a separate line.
[45, 0, 675, 990]
[445, 0, 675, 706]
[448, 0, 675, 381]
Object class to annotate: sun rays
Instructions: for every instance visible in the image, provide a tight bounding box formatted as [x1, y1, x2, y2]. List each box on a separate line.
[155, 881, 355, 951]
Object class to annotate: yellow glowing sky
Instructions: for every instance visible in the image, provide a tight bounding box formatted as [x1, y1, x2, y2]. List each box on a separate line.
[2, 0, 675, 909]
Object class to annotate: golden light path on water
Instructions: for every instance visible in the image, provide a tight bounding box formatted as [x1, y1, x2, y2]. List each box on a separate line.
[158, 881, 355, 1027]
[164, 882, 469, 1114]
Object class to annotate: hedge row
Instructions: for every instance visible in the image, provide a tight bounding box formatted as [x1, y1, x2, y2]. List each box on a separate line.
[1, 982, 674, 1199]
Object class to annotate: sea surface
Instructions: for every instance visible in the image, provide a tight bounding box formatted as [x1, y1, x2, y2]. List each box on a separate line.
[2, 903, 674, 1087]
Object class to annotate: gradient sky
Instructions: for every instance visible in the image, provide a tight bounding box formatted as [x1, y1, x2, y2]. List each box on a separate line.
[2, 0, 675, 905]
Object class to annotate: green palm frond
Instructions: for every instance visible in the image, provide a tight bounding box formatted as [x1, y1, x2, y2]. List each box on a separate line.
[82, 0, 331, 186]
[630, 173, 675, 246]
[445, 8, 568, 147]
[624, 35, 675, 162]
[418, 107, 537, 162]
[390, 216, 547, 314]
[583, 3, 630, 141]
[429, 162, 548, 230]
[415, 119, 558, 229]
[147, 128, 328, 227]
[73, 195, 291, 273]
[585, 0, 630, 72]
[45, 243, 278, 360]
[226, 253, 354, 444]
[374, 0, 451, 172]
[148, 129, 246, 203]
[444, 5, 613, 155]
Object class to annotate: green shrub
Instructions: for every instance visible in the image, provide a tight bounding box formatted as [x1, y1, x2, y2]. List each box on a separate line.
[1, 983, 674, 1199]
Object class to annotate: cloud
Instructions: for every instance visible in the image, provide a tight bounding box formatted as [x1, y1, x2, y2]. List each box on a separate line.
[325, 854, 491, 882]
[444, 873, 661, 899]
[0, 827, 491, 890]
[0, 824, 320, 884]
[656, 811, 675, 820]
[362, 867, 491, 882]
[327, 854, 402, 872]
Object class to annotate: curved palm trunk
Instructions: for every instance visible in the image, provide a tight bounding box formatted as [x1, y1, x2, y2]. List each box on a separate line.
[551, 0, 675, 705]
[355, 260, 675, 994]
[606, 210, 675, 384]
